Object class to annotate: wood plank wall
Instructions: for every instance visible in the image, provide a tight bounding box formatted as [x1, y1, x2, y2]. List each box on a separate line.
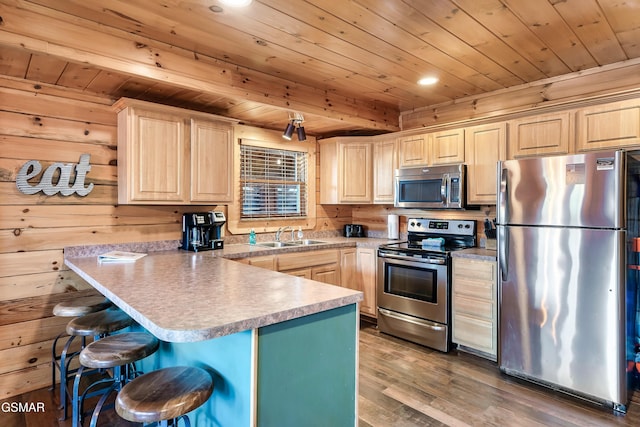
[0, 76, 347, 399]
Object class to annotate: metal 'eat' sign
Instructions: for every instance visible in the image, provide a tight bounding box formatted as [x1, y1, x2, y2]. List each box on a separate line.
[16, 154, 94, 196]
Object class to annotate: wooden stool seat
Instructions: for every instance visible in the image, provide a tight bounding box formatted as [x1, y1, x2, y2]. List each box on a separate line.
[116, 366, 213, 424]
[72, 332, 160, 427]
[53, 296, 111, 317]
[79, 332, 159, 369]
[66, 308, 133, 337]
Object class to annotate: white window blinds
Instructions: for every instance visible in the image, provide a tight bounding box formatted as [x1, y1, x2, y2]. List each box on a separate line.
[240, 145, 308, 219]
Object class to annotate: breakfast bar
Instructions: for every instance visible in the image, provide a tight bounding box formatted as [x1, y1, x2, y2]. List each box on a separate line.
[64, 248, 363, 426]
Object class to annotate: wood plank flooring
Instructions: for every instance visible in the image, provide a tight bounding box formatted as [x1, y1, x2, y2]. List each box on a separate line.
[358, 321, 640, 427]
[2, 321, 639, 426]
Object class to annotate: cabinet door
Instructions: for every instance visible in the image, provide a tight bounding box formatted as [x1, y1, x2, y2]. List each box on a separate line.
[190, 119, 233, 203]
[119, 108, 189, 204]
[357, 248, 377, 317]
[340, 248, 359, 291]
[431, 128, 465, 165]
[464, 122, 506, 205]
[339, 143, 372, 203]
[576, 99, 640, 152]
[311, 264, 340, 285]
[284, 268, 313, 279]
[237, 255, 275, 270]
[373, 139, 396, 204]
[277, 250, 339, 271]
[398, 134, 429, 167]
[508, 112, 571, 158]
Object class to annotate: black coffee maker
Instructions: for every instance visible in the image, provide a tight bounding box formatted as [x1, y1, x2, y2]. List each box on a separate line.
[181, 211, 226, 251]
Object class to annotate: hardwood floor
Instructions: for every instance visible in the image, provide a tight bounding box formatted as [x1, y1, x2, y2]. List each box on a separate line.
[358, 321, 640, 427]
[2, 321, 639, 426]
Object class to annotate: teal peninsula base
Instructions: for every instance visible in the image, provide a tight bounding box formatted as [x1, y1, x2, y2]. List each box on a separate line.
[136, 304, 358, 426]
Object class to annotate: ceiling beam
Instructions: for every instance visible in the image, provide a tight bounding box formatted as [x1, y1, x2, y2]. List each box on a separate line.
[0, 3, 400, 132]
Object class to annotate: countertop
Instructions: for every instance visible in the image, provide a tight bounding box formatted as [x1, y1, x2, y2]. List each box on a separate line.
[65, 250, 363, 343]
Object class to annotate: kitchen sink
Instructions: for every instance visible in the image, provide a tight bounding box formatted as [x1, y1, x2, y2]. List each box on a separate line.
[291, 239, 327, 246]
[255, 241, 299, 248]
[254, 239, 327, 248]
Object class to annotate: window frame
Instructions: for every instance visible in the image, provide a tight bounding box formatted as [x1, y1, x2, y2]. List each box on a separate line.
[227, 126, 316, 235]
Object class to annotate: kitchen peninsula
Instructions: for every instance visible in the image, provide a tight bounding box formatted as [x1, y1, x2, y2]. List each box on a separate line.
[64, 244, 363, 426]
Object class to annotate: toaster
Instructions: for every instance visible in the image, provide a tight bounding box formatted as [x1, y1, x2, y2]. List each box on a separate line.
[343, 224, 365, 238]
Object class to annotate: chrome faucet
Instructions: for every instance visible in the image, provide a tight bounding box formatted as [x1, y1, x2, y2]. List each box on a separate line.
[275, 226, 292, 242]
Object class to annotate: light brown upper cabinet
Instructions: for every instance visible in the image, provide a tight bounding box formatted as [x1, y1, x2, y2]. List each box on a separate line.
[114, 98, 234, 205]
[373, 138, 397, 204]
[320, 138, 373, 204]
[576, 99, 640, 152]
[398, 134, 429, 167]
[465, 122, 506, 205]
[431, 128, 465, 165]
[508, 112, 572, 159]
[189, 119, 233, 202]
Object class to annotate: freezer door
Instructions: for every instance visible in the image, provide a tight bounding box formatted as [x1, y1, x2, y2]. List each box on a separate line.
[498, 225, 627, 406]
[497, 150, 624, 228]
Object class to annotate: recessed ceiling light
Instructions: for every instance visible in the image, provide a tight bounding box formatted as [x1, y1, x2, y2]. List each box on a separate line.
[219, 0, 253, 7]
[418, 76, 439, 86]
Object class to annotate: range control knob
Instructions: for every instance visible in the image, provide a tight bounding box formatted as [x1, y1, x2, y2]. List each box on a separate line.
[416, 222, 421, 228]
[458, 224, 463, 228]
[410, 221, 415, 227]
[465, 224, 471, 228]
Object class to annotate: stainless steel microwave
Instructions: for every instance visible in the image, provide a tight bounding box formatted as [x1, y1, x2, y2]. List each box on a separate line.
[394, 164, 465, 209]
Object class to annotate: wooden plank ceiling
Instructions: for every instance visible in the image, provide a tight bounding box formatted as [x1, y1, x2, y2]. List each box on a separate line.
[0, 0, 639, 137]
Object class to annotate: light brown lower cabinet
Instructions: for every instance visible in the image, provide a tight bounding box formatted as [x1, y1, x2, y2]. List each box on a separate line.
[452, 257, 497, 360]
[236, 246, 378, 316]
[356, 248, 377, 318]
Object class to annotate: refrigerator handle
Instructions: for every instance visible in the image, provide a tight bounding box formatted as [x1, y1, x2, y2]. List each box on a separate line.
[498, 225, 508, 281]
[498, 166, 508, 223]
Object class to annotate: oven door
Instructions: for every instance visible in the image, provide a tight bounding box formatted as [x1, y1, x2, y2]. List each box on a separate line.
[377, 253, 448, 324]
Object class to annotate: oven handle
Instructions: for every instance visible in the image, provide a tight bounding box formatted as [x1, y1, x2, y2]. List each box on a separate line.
[378, 308, 446, 331]
[378, 252, 446, 265]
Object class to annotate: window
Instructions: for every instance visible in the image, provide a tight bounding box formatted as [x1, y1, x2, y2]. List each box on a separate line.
[240, 145, 308, 219]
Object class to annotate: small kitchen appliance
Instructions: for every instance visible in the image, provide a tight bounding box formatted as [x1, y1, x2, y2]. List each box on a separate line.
[181, 211, 226, 252]
[377, 218, 476, 352]
[497, 149, 639, 413]
[394, 164, 465, 209]
[343, 224, 365, 238]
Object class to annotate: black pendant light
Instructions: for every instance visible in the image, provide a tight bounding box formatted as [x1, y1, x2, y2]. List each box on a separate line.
[282, 121, 295, 140]
[297, 125, 306, 142]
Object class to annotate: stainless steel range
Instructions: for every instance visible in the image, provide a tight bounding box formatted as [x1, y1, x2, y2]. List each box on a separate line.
[377, 218, 476, 352]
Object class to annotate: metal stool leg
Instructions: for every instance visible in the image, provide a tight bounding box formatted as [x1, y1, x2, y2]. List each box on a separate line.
[58, 334, 76, 419]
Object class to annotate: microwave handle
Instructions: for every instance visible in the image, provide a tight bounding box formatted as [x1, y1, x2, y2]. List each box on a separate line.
[441, 174, 449, 204]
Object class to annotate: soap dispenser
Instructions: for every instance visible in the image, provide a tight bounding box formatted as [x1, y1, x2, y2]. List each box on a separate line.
[249, 228, 257, 245]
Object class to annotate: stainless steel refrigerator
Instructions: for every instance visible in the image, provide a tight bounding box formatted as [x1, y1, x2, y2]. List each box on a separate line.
[497, 149, 636, 413]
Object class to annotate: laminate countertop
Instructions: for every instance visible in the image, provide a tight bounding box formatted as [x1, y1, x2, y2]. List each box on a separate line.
[64, 250, 363, 343]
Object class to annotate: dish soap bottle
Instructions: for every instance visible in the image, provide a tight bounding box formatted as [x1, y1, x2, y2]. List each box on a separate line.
[249, 228, 257, 245]
[297, 226, 303, 241]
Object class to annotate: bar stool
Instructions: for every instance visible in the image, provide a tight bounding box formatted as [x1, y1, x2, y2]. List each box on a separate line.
[59, 307, 134, 420]
[51, 296, 112, 419]
[72, 331, 159, 427]
[116, 366, 214, 427]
